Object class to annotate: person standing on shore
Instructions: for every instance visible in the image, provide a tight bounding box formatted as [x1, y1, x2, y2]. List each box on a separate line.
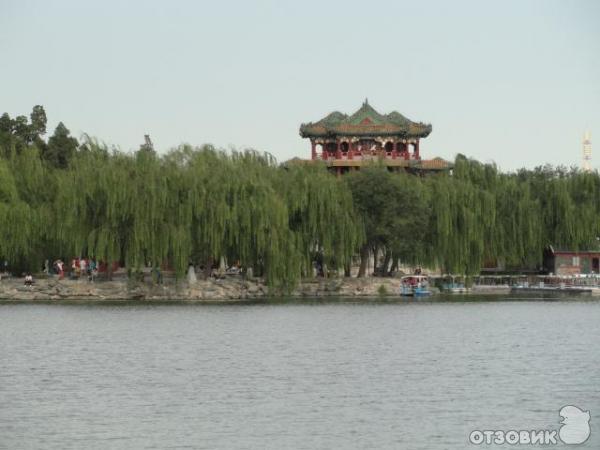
[56, 260, 64, 280]
[80, 258, 87, 279]
[88, 259, 97, 282]
[24, 273, 34, 287]
[153, 266, 163, 285]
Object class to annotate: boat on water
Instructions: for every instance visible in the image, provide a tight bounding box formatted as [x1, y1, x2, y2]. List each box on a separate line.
[441, 276, 470, 294]
[400, 275, 432, 297]
[446, 284, 469, 294]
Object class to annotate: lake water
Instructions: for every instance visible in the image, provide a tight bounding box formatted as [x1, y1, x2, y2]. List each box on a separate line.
[1, 297, 599, 449]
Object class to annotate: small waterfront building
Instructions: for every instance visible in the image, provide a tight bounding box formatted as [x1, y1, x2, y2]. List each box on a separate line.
[298, 99, 452, 175]
[543, 246, 600, 275]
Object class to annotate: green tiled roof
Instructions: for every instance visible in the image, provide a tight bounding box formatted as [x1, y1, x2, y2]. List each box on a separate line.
[299, 100, 432, 139]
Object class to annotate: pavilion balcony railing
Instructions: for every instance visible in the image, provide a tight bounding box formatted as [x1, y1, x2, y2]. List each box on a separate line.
[320, 152, 419, 161]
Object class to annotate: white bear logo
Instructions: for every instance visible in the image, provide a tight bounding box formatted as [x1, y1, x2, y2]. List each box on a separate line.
[559, 405, 591, 445]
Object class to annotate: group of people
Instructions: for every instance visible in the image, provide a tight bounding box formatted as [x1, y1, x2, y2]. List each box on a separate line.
[187, 262, 242, 283]
[49, 257, 99, 282]
[4, 258, 245, 286]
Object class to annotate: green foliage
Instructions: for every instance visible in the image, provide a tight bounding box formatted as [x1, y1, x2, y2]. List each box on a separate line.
[276, 163, 363, 277]
[345, 156, 600, 277]
[0, 106, 49, 158]
[12, 116, 30, 142]
[0, 113, 11, 133]
[346, 166, 430, 274]
[430, 156, 600, 274]
[44, 122, 78, 168]
[16, 141, 362, 288]
[29, 105, 47, 137]
[1, 106, 599, 282]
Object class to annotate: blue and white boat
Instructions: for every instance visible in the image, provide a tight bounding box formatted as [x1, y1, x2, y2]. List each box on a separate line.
[400, 275, 432, 297]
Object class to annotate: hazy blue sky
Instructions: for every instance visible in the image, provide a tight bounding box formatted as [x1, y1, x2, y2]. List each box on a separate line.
[1, 0, 599, 170]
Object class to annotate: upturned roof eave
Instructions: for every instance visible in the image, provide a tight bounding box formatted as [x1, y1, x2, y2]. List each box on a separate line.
[299, 101, 432, 139]
[299, 127, 432, 139]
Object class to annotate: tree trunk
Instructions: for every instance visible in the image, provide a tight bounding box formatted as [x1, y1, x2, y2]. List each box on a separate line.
[389, 257, 399, 276]
[372, 244, 379, 275]
[357, 245, 370, 278]
[203, 257, 213, 279]
[344, 262, 351, 277]
[382, 250, 391, 276]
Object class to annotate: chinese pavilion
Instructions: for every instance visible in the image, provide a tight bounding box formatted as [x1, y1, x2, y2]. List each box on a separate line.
[299, 100, 452, 175]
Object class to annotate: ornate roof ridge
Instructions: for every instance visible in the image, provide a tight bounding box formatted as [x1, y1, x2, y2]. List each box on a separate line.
[346, 101, 386, 125]
[300, 100, 432, 139]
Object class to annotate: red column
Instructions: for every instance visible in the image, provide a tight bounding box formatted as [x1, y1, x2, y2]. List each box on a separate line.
[311, 141, 316, 160]
[348, 142, 354, 160]
[336, 140, 342, 159]
[415, 140, 420, 160]
[392, 142, 398, 159]
[322, 143, 328, 160]
[404, 143, 410, 160]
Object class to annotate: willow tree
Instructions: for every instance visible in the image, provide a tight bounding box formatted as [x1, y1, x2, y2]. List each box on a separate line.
[346, 166, 430, 277]
[566, 170, 600, 249]
[50, 142, 362, 288]
[4, 123, 599, 285]
[491, 175, 542, 268]
[518, 165, 600, 251]
[272, 163, 363, 277]
[54, 144, 135, 270]
[0, 146, 56, 272]
[181, 146, 298, 286]
[425, 174, 490, 275]
[0, 158, 33, 266]
[54, 142, 200, 279]
[447, 155, 543, 271]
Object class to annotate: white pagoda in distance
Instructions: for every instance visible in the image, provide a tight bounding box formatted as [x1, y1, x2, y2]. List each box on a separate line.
[582, 131, 592, 172]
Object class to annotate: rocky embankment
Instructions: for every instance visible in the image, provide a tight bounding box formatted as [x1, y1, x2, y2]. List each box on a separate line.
[0, 276, 409, 302]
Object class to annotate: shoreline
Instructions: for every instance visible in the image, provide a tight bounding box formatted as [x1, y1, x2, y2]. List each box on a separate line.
[1, 277, 599, 303]
[0, 276, 412, 302]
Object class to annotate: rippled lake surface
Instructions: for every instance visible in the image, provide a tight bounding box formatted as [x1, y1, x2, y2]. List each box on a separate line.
[1, 297, 599, 449]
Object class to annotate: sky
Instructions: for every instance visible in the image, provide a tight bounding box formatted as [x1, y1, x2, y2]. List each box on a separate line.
[1, 0, 599, 171]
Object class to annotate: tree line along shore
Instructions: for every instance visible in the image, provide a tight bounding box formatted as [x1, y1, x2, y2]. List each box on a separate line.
[1, 106, 599, 289]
